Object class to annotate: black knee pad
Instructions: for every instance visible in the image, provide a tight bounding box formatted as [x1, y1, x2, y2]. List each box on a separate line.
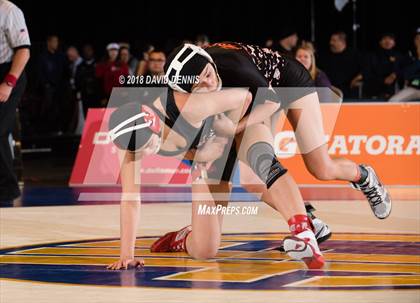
[246, 142, 288, 189]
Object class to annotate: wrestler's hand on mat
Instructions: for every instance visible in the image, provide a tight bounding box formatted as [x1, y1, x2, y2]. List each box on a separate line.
[107, 258, 145, 270]
[195, 136, 228, 163]
[213, 113, 237, 137]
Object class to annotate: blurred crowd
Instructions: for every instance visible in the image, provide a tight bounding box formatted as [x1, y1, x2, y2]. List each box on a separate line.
[267, 27, 420, 102]
[22, 29, 420, 136]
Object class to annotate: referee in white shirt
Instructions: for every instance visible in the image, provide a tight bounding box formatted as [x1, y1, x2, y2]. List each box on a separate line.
[0, 0, 30, 203]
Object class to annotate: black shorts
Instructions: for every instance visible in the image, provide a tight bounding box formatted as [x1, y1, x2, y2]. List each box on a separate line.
[273, 58, 316, 109]
[237, 44, 315, 109]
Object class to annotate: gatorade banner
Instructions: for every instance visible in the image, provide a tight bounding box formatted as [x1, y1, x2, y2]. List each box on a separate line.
[275, 103, 420, 185]
[70, 103, 420, 186]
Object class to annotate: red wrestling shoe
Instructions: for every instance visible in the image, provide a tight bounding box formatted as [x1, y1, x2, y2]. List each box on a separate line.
[150, 225, 192, 252]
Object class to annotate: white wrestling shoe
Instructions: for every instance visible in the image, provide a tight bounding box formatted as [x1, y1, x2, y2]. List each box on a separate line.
[283, 230, 325, 269]
[277, 216, 332, 252]
[351, 165, 392, 219]
[312, 218, 332, 244]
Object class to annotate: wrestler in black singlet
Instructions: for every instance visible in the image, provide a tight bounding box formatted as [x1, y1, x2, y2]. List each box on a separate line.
[148, 42, 316, 182]
[197, 42, 315, 181]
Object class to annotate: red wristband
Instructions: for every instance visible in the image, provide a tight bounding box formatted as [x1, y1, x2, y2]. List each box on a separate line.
[4, 74, 17, 88]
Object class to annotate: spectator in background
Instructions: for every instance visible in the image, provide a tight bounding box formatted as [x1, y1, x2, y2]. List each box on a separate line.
[75, 44, 100, 117]
[146, 50, 166, 77]
[95, 43, 129, 105]
[119, 45, 138, 76]
[275, 27, 298, 57]
[64, 46, 82, 133]
[318, 31, 362, 99]
[389, 29, 420, 102]
[136, 44, 154, 76]
[364, 33, 404, 99]
[139, 50, 166, 103]
[295, 42, 342, 102]
[295, 42, 332, 88]
[195, 34, 210, 48]
[67, 46, 82, 89]
[38, 35, 67, 132]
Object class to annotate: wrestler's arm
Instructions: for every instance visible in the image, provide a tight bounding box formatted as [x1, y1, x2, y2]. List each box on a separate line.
[218, 89, 279, 135]
[175, 89, 252, 124]
[234, 101, 279, 134]
[108, 150, 144, 269]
